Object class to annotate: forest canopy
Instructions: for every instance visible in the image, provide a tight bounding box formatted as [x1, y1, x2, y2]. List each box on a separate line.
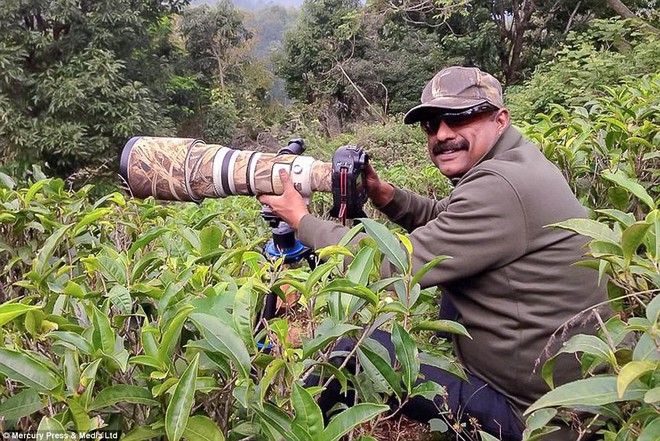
[1, 0, 658, 181]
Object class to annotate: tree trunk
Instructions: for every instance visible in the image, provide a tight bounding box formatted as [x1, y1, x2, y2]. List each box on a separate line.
[606, 0, 660, 34]
[605, 0, 637, 19]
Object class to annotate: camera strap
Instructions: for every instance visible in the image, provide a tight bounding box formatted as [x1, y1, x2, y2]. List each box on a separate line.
[338, 167, 348, 225]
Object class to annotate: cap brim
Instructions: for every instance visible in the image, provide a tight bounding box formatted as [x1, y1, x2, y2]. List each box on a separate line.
[403, 97, 489, 124]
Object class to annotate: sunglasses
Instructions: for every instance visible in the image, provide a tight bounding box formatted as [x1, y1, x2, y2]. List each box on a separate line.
[420, 104, 498, 135]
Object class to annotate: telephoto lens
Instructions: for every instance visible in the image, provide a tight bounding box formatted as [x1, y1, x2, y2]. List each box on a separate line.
[119, 137, 333, 202]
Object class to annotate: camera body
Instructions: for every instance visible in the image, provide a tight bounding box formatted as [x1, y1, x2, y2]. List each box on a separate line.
[330, 146, 369, 219]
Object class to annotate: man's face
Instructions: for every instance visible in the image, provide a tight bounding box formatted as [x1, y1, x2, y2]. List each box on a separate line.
[421, 108, 509, 179]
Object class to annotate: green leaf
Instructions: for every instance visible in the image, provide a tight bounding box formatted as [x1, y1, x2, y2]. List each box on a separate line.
[233, 280, 256, 351]
[347, 247, 375, 286]
[128, 227, 169, 258]
[428, 418, 448, 433]
[252, 403, 302, 441]
[91, 305, 116, 354]
[525, 376, 647, 415]
[0, 302, 39, 327]
[259, 359, 286, 403]
[292, 383, 324, 437]
[318, 278, 378, 306]
[64, 281, 86, 298]
[0, 389, 44, 421]
[410, 320, 471, 339]
[90, 385, 158, 410]
[321, 403, 389, 441]
[360, 218, 408, 273]
[159, 304, 195, 365]
[418, 352, 468, 381]
[617, 361, 658, 398]
[0, 171, 15, 189]
[337, 246, 377, 317]
[50, 331, 94, 356]
[523, 409, 558, 440]
[302, 319, 360, 358]
[644, 386, 660, 403]
[200, 225, 224, 255]
[304, 260, 338, 295]
[25, 180, 47, 204]
[548, 218, 619, 244]
[410, 381, 445, 400]
[621, 222, 652, 267]
[190, 313, 251, 379]
[542, 335, 615, 388]
[313, 362, 349, 394]
[0, 348, 61, 391]
[596, 209, 636, 228]
[392, 323, 418, 393]
[411, 255, 451, 288]
[35, 224, 72, 275]
[357, 346, 402, 398]
[38, 417, 71, 440]
[338, 223, 365, 246]
[646, 294, 660, 324]
[165, 353, 200, 441]
[68, 397, 92, 432]
[368, 277, 397, 293]
[73, 208, 112, 236]
[638, 417, 660, 441]
[634, 333, 660, 361]
[108, 285, 132, 315]
[183, 415, 226, 441]
[131, 252, 163, 283]
[479, 431, 500, 441]
[395, 232, 413, 257]
[98, 247, 128, 285]
[602, 169, 656, 210]
[121, 427, 166, 441]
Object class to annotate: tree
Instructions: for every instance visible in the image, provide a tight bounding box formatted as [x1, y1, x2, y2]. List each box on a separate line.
[379, 0, 659, 85]
[180, 1, 252, 91]
[0, 0, 189, 179]
[180, 2, 280, 142]
[274, 0, 366, 132]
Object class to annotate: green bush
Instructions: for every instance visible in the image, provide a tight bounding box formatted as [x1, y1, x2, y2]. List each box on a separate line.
[507, 18, 660, 122]
[0, 172, 463, 440]
[520, 72, 660, 440]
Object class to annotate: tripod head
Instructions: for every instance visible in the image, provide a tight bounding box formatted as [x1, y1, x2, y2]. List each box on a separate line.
[260, 139, 315, 266]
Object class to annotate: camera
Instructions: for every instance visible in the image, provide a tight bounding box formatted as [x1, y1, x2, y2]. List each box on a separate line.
[119, 137, 369, 220]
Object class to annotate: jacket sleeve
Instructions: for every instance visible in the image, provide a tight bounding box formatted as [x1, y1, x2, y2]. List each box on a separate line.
[398, 169, 527, 287]
[378, 187, 449, 232]
[297, 170, 527, 288]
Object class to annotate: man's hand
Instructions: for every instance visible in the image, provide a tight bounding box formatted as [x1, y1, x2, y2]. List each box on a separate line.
[365, 163, 394, 208]
[257, 169, 309, 230]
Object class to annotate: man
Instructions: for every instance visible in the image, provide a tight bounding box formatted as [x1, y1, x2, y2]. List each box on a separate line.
[259, 66, 608, 440]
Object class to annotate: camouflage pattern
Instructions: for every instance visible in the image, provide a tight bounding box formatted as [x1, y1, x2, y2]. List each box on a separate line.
[122, 137, 198, 200]
[122, 137, 332, 202]
[403, 66, 504, 124]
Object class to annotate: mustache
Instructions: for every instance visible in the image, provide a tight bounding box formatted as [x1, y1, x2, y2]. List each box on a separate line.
[432, 139, 469, 155]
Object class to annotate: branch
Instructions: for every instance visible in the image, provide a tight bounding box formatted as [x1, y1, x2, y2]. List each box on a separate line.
[564, 1, 582, 35]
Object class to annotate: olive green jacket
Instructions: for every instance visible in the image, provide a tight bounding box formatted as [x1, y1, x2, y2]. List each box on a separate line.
[298, 125, 608, 437]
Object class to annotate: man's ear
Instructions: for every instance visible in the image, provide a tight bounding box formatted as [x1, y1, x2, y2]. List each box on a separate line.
[495, 108, 511, 131]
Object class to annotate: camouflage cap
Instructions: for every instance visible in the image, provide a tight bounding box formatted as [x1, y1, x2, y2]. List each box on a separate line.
[403, 66, 504, 124]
